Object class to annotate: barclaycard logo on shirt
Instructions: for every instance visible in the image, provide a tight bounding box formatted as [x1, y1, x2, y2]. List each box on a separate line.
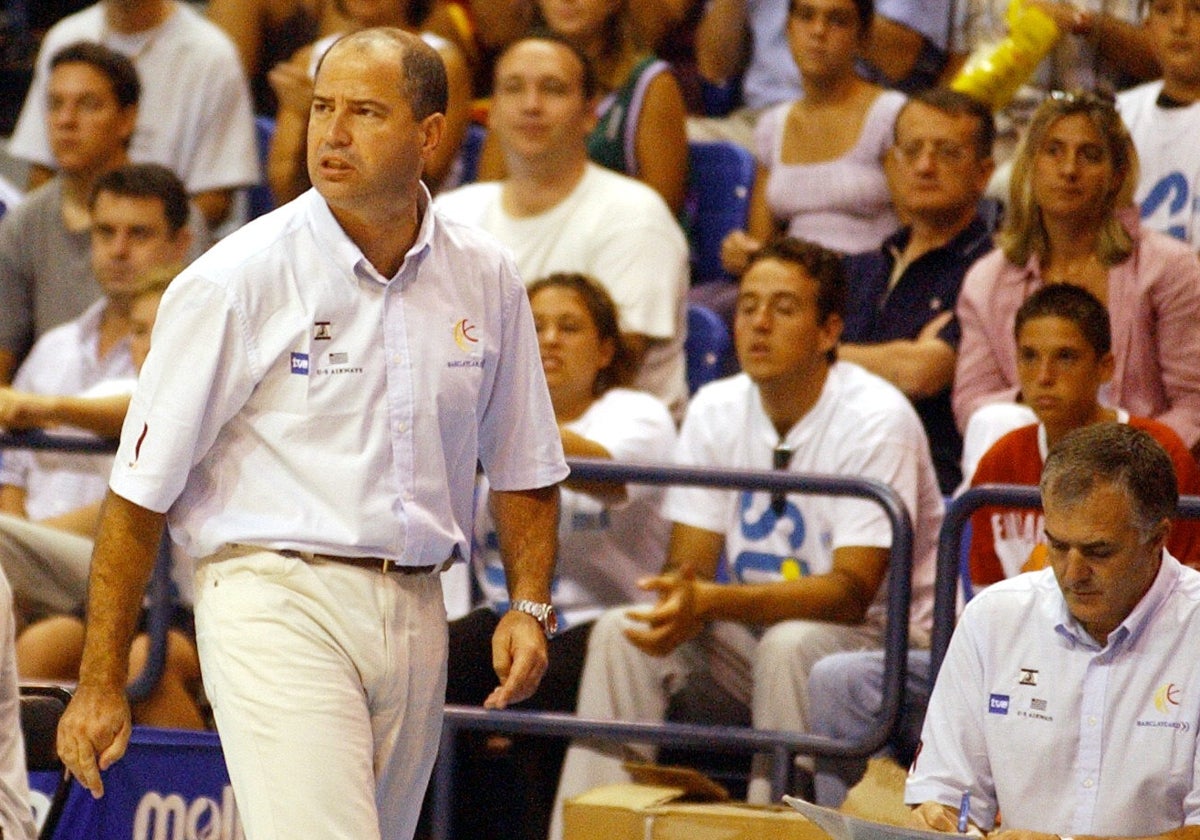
[449, 317, 484, 368]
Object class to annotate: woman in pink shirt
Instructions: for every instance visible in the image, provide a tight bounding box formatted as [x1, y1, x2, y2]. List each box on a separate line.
[953, 90, 1200, 456]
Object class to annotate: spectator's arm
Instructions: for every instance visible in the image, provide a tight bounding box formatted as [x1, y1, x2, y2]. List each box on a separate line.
[720, 164, 775, 276]
[839, 312, 956, 399]
[37, 500, 104, 538]
[630, 0, 700, 48]
[695, 0, 752, 83]
[862, 16, 930, 85]
[1025, 1, 1159, 82]
[267, 47, 316, 205]
[693, 545, 889, 625]
[559, 428, 626, 504]
[0, 389, 130, 437]
[634, 70, 690, 215]
[0, 352, 16, 387]
[25, 166, 53, 192]
[425, 41, 474, 191]
[191, 189, 234, 231]
[0, 485, 25, 519]
[207, 0, 265, 80]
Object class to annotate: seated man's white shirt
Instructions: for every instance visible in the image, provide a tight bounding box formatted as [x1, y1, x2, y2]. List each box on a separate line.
[0, 300, 135, 519]
[110, 188, 567, 564]
[906, 554, 1200, 833]
[436, 163, 689, 414]
[9, 2, 259, 200]
[665, 362, 942, 638]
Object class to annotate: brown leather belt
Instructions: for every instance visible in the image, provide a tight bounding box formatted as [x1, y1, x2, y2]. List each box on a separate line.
[281, 549, 440, 575]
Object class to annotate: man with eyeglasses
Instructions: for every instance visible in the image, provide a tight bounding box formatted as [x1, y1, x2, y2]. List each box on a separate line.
[1118, 0, 1200, 246]
[548, 236, 944, 839]
[840, 88, 997, 494]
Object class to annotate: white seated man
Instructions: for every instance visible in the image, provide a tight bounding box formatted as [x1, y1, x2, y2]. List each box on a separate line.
[908, 422, 1200, 837]
[549, 236, 943, 839]
[436, 35, 689, 417]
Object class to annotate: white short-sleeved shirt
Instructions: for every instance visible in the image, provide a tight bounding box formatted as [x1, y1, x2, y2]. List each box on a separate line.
[0, 299, 135, 520]
[662, 362, 942, 636]
[109, 188, 568, 564]
[473, 388, 677, 628]
[1119, 81, 1200, 246]
[907, 555, 1200, 833]
[9, 2, 259, 197]
[436, 164, 689, 415]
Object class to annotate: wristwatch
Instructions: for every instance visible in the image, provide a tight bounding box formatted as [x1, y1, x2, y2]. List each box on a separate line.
[509, 600, 559, 639]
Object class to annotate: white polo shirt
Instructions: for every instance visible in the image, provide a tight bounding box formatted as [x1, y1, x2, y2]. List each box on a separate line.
[109, 188, 567, 565]
[662, 362, 943, 638]
[907, 554, 1200, 833]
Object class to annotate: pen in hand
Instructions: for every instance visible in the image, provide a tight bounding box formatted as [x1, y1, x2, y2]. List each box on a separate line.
[957, 790, 971, 834]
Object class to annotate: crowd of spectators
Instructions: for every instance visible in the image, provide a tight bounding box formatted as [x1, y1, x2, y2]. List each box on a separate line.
[5, 0, 1200, 838]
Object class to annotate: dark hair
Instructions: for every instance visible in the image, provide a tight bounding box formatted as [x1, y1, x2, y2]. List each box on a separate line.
[745, 236, 846, 363]
[896, 88, 995, 159]
[89, 163, 190, 234]
[790, 0, 874, 35]
[527, 272, 635, 395]
[495, 32, 598, 101]
[1014, 284, 1111, 357]
[333, 0, 434, 27]
[1042, 423, 1178, 539]
[320, 28, 448, 119]
[50, 40, 140, 109]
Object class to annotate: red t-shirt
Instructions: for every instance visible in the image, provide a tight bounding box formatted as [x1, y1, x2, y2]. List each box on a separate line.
[968, 417, 1200, 584]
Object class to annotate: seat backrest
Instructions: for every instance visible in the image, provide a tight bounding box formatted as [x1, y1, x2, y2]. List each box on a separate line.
[247, 115, 277, 221]
[685, 303, 733, 394]
[683, 142, 756, 285]
[21, 683, 73, 840]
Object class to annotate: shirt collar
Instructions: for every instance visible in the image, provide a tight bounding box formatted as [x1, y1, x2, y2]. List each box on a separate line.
[306, 183, 436, 286]
[881, 214, 991, 265]
[1053, 548, 1180, 654]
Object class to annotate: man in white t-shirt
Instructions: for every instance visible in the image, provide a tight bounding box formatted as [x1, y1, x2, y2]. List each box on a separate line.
[8, 0, 258, 233]
[548, 236, 943, 840]
[1118, 0, 1200, 245]
[436, 35, 689, 417]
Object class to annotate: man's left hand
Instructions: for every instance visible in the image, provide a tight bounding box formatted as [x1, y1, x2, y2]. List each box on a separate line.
[484, 610, 548, 709]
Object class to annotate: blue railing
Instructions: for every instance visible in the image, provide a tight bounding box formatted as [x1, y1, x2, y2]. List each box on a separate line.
[431, 457, 919, 839]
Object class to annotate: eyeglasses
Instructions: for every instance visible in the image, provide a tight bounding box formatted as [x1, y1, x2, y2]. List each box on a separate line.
[1047, 88, 1117, 108]
[891, 139, 974, 166]
[771, 444, 794, 517]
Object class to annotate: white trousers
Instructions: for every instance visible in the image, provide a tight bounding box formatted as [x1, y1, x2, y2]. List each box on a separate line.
[549, 608, 880, 840]
[194, 548, 448, 840]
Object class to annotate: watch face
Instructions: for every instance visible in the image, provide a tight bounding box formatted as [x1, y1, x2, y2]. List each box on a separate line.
[544, 607, 559, 637]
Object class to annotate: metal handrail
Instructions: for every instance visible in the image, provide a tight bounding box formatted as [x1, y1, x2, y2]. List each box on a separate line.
[432, 457, 919, 838]
[0, 430, 168, 703]
[931, 485, 1200, 682]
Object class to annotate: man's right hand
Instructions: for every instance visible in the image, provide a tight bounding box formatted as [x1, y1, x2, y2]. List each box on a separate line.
[57, 682, 133, 798]
[909, 801, 961, 831]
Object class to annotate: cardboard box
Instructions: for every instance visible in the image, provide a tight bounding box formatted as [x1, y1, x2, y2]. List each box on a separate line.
[563, 783, 831, 840]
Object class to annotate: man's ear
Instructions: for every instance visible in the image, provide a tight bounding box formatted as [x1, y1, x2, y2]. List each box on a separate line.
[420, 112, 446, 159]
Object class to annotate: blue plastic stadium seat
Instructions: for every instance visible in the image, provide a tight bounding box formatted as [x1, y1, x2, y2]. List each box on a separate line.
[685, 303, 734, 394]
[683, 141, 756, 285]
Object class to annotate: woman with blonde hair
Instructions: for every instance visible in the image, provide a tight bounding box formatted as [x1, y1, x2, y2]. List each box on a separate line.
[953, 90, 1200, 456]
